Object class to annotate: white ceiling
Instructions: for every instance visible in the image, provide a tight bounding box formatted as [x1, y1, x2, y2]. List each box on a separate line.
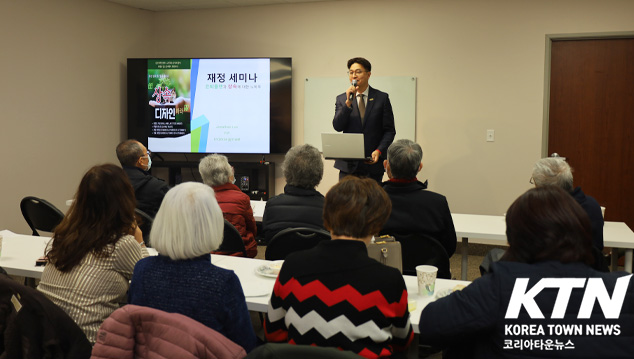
[106, 0, 345, 11]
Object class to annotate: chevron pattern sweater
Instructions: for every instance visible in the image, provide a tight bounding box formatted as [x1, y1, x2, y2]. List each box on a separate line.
[264, 240, 414, 358]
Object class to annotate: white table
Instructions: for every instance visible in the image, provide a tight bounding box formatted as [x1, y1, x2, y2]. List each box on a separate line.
[451, 214, 634, 280]
[603, 222, 634, 273]
[0, 230, 49, 279]
[250, 200, 266, 222]
[210, 254, 470, 334]
[241, 206, 634, 280]
[451, 214, 507, 280]
[0, 230, 469, 334]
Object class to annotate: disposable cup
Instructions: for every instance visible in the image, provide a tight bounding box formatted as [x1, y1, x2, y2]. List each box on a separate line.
[416, 265, 438, 296]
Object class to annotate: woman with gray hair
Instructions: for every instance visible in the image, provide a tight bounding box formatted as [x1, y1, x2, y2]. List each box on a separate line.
[199, 154, 258, 257]
[531, 157, 604, 252]
[128, 182, 258, 352]
[261, 144, 326, 243]
[531, 157, 574, 191]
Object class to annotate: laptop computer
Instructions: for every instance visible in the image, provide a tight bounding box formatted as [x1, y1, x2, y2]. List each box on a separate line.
[321, 133, 370, 161]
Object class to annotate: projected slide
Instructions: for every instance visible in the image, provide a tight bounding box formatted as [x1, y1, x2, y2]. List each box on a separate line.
[147, 58, 271, 153]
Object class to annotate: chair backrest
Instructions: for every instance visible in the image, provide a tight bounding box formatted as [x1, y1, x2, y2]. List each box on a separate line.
[391, 233, 451, 278]
[19, 196, 65, 236]
[214, 219, 247, 257]
[134, 208, 154, 246]
[0, 274, 92, 357]
[265, 227, 331, 260]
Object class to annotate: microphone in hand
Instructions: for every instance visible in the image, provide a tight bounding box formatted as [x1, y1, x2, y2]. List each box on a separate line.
[349, 80, 358, 101]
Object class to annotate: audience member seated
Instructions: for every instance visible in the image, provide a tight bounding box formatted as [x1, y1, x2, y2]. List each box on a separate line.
[37, 164, 148, 344]
[419, 186, 634, 358]
[261, 144, 326, 244]
[128, 182, 258, 352]
[116, 139, 169, 218]
[199, 154, 258, 257]
[380, 139, 456, 257]
[265, 177, 414, 358]
[532, 157, 604, 251]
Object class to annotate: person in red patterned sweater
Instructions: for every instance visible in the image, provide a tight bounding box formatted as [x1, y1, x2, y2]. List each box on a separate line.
[264, 176, 414, 358]
[199, 154, 258, 258]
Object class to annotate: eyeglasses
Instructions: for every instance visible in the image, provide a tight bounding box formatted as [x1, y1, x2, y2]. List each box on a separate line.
[529, 177, 534, 185]
[142, 150, 152, 158]
[348, 70, 366, 76]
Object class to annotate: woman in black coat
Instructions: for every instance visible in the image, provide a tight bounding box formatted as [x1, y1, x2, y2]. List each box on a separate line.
[419, 186, 634, 358]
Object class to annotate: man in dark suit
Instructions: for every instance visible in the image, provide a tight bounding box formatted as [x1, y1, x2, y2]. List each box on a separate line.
[333, 57, 396, 183]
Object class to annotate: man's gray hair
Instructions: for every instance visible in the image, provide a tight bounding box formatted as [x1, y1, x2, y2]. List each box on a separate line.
[116, 140, 144, 167]
[282, 144, 324, 189]
[150, 182, 224, 260]
[387, 139, 423, 179]
[199, 154, 233, 187]
[532, 157, 574, 192]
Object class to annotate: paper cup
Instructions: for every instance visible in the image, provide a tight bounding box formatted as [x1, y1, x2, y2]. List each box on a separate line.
[416, 265, 438, 296]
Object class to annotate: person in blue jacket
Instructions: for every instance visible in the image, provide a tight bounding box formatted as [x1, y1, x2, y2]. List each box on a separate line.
[128, 182, 258, 352]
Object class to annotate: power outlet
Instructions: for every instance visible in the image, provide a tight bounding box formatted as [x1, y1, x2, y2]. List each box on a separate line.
[486, 129, 495, 142]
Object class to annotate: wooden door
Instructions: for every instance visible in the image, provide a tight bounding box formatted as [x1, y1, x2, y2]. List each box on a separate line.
[548, 38, 634, 226]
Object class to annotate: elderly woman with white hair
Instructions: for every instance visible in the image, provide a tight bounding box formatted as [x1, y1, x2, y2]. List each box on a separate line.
[531, 157, 604, 252]
[199, 154, 258, 257]
[128, 182, 258, 352]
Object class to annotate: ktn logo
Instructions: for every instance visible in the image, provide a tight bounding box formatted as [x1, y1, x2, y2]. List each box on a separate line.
[505, 275, 632, 319]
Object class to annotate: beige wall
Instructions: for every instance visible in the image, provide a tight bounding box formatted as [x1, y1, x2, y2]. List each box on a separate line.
[153, 0, 634, 214]
[1, 0, 152, 232]
[2, 0, 633, 233]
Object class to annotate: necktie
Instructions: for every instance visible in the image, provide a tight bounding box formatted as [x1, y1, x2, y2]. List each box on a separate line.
[358, 94, 366, 123]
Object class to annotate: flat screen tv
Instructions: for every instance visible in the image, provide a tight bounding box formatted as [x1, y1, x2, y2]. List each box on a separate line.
[127, 57, 292, 154]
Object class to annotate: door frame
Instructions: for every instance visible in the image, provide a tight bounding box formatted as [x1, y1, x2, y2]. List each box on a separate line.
[541, 31, 634, 157]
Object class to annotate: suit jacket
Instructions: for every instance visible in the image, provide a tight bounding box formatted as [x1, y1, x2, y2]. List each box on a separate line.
[332, 86, 396, 175]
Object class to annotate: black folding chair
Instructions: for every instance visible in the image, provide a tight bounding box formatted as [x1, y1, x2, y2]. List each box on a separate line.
[391, 233, 452, 279]
[20, 196, 64, 236]
[214, 220, 247, 257]
[265, 227, 331, 261]
[134, 208, 154, 246]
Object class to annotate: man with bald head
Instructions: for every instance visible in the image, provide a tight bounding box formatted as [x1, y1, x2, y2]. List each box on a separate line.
[116, 139, 169, 218]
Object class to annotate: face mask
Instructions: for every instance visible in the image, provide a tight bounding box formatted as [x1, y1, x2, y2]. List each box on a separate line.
[145, 155, 152, 171]
[231, 176, 236, 184]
